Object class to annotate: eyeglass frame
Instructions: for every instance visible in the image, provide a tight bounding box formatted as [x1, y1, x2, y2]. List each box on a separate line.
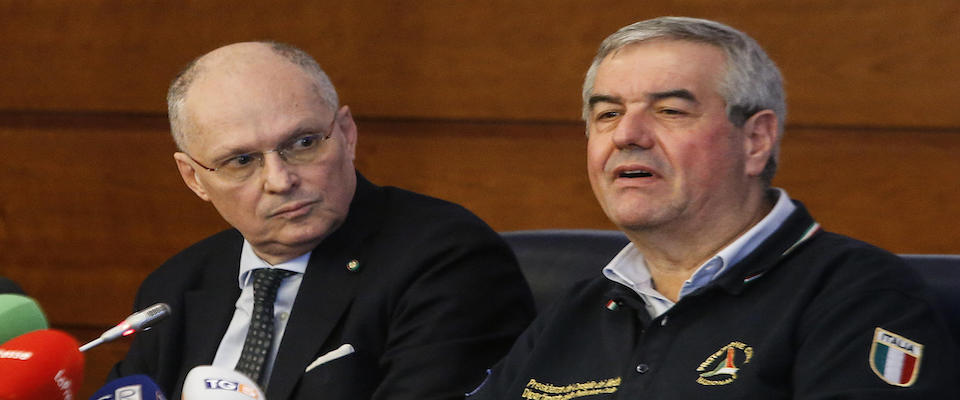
[184, 117, 338, 180]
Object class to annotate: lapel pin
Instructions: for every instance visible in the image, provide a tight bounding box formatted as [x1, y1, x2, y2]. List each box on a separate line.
[347, 259, 361, 272]
[605, 299, 620, 311]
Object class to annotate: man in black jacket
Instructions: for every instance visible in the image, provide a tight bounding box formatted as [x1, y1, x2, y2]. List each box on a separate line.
[108, 41, 534, 399]
[469, 17, 958, 399]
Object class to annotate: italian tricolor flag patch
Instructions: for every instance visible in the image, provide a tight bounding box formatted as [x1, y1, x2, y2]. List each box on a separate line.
[869, 327, 922, 387]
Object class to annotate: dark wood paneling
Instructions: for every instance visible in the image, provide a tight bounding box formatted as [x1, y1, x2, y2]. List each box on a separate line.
[777, 128, 960, 252]
[354, 119, 612, 232]
[2, 115, 957, 323]
[1, 1, 959, 127]
[3, 115, 958, 395]
[3, 3, 958, 396]
[0, 114, 229, 327]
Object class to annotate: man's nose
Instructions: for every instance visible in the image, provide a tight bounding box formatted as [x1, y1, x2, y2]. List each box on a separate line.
[260, 152, 299, 193]
[611, 112, 655, 150]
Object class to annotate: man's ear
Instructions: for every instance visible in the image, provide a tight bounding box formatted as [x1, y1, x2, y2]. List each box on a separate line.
[742, 110, 779, 177]
[173, 152, 212, 202]
[335, 105, 358, 162]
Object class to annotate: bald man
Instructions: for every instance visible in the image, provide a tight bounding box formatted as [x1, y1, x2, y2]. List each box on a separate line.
[108, 42, 534, 400]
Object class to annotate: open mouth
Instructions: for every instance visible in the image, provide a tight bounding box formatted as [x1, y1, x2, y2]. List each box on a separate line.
[619, 169, 654, 178]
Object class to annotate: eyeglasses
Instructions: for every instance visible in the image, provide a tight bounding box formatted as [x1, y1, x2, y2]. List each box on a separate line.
[186, 118, 337, 182]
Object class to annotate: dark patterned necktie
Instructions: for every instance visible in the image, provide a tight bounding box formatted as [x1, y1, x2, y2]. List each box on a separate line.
[235, 268, 297, 385]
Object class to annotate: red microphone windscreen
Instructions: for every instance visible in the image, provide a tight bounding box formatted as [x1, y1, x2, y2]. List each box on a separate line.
[0, 329, 84, 400]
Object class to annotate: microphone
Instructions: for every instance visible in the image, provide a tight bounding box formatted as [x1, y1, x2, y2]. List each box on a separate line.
[89, 374, 167, 400]
[181, 365, 266, 400]
[80, 303, 171, 352]
[0, 294, 49, 344]
[0, 277, 25, 295]
[0, 329, 84, 400]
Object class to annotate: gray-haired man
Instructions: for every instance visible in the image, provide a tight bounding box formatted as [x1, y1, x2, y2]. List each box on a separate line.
[469, 17, 958, 399]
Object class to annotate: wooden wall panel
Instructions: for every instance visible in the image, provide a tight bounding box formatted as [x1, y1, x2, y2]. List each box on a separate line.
[1, 116, 956, 322]
[2, 116, 959, 397]
[1, 1, 958, 127]
[0, 115, 227, 326]
[777, 128, 960, 250]
[358, 122, 960, 254]
[1, 2, 959, 397]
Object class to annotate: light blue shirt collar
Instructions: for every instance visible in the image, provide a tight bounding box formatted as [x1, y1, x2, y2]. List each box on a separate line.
[603, 188, 796, 318]
[237, 240, 311, 288]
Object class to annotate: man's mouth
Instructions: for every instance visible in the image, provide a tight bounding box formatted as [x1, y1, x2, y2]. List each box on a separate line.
[269, 200, 317, 218]
[619, 169, 654, 178]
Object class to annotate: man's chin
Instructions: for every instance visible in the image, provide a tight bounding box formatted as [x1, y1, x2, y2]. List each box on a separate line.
[250, 228, 333, 261]
[607, 208, 668, 233]
[277, 227, 333, 249]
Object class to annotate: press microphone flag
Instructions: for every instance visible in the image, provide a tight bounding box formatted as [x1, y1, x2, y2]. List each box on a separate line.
[0, 294, 49, 344]
[181, 365, 266, 400]
[0, 329, 84, 400]
[89, 374, 167, 400]
[80, 303, 171, 352]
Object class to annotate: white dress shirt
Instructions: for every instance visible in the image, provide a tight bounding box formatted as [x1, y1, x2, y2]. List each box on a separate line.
[212, 240, 309, 385]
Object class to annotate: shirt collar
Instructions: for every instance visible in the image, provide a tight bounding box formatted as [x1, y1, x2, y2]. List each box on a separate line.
[602, 243, 675, 317]
[237, 240, 311, 288]
[603, 188, 796, 303]
[602, 243, 654, 296]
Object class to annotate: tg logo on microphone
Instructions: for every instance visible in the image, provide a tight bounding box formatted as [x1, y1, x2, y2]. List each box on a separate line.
[203, 379, 262, 398]
[93, 384, 141, 400]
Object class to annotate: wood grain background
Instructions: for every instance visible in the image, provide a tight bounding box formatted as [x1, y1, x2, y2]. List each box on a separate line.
[1, 1, 958, 397]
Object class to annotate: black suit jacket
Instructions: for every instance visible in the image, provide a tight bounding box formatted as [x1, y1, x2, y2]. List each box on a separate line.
[109, 174, 535, 399]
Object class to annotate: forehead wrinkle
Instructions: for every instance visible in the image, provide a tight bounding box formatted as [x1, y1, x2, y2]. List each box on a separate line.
[183, 55, 331, 157]
[598, 40, 724, 99]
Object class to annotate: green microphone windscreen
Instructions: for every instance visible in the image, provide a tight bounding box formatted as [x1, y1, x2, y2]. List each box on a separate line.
[0, 294, 49, 344]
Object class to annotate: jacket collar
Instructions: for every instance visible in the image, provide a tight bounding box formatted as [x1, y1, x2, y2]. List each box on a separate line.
[601, 200, 822, 321]
[711, 199, 822, 295]
[266, 172, 387, 398]
[180, 230, 244, 395]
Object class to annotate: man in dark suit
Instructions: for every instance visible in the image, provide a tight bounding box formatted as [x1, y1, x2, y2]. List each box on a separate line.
[108, 41, 534, 399]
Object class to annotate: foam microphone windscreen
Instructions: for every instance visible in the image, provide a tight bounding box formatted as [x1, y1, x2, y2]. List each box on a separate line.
[0, 329, 84, 400]
[0, 294, 49, 344]
[89, 374, 167, 400]
[0, 277, 24, 295]
[181, 365, 265, 400]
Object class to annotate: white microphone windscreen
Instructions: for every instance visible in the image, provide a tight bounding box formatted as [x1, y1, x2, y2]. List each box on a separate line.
[180, 365, 265, 400]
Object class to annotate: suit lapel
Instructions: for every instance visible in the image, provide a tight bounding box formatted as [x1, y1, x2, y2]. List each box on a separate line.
[180, 236, 243, 385]
[182, 285, 240, 369]
[266, 174, 386, 399]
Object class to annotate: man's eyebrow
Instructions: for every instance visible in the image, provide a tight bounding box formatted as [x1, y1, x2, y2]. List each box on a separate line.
[648, 89, 698, 103]
[283, 126, 320, 140]
[588, 90, 699, 110]
[209, 123, 325, 160]
[588, 94, 622, 108]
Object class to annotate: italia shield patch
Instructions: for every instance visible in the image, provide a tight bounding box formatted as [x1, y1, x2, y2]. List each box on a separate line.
[869, 327, 922, 387]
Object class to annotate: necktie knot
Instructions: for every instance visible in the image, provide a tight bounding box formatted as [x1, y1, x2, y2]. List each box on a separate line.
[251, 268, 296, 302]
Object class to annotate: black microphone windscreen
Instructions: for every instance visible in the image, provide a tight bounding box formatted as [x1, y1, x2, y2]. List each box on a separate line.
[0, 276, 25, 295]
